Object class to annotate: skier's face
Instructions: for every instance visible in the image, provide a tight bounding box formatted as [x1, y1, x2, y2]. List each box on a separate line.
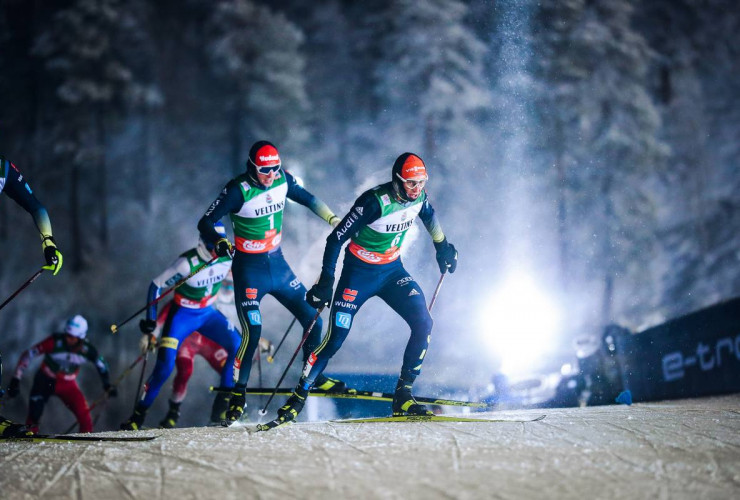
[65, 334, 81, 347]
[400, 176, 426, 200]
[257, 167, 279, 187]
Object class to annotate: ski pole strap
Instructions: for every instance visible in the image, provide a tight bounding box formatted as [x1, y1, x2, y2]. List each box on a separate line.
[0, 268, 44, 312]
[428, 273, 446, 312]
[260, 306, 324, 413]
[110, 256, 219, 333]
[267, 316, 297, 363]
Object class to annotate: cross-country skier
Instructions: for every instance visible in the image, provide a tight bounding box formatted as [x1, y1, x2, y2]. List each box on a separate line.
[0, 156, 63, 437]
[7, 315, 114, 433]
[197, 140, 348, 425]
[120, 222, 242, 430]
[152, 297, 273, 428]
[268, 153, 458, 426]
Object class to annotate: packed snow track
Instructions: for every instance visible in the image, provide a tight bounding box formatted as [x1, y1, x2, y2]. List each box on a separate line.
[1, 396, 739, 499]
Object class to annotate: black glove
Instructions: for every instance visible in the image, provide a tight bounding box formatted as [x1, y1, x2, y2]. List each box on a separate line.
[42, 236, 63, 275]
[214, 238, 235, 258]
[434, 239, 458, 274]
[139, 319, 157, 334]
[306, 272, 334, 309]
[104, 384, 118, 398]
[7, 377, 21, 398]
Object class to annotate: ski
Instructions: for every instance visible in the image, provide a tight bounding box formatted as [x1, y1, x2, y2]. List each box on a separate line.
[330, 414, 547, 424]
[255, 419, 293, 432]
[0, 433, 158, 443]
[210, 386, 490, 409]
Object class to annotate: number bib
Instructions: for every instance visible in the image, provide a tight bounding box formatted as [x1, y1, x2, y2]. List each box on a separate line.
[229, 175, 288, 254]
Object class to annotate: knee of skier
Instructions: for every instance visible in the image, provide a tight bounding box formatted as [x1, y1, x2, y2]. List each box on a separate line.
[414, 311, 433, 337]
[157, 337, 180, 362]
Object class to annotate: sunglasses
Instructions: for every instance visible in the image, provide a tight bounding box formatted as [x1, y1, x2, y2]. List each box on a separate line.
[396, 173, 427, 189]
[250, 158, 281, 175]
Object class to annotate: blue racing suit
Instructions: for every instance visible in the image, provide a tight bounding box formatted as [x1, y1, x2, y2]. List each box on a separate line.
[139, 248, 241, 408]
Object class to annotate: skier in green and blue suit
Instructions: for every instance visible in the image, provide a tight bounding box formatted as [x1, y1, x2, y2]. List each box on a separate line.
[269, 152, 458, 425]
[197, 141, 346, 424]
[1, 156, 62, 438]
[120, 222, 242, 430]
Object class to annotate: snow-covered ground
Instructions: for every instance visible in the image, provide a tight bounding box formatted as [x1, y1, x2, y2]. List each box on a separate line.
[2, 395, 739, 500]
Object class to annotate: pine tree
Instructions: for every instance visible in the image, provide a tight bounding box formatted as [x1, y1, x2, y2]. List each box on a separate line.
[374, 0, 490, 164]
[204, 0, 308, 174]
[532, 0, 667, 326]
[33, 0, 146, 269]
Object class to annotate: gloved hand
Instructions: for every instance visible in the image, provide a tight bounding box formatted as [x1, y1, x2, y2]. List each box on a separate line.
[306, 271, 334, 309]
[104, 384, 118, 398]
[41, 236, 63, 275]
[434, 239, 458, 274]
[139, 319, 157, 334]
[329, 215, 341, 228]
[214, 238, 235, 258]
[139, 332, 156, 354]
[7, 377, 21, 398]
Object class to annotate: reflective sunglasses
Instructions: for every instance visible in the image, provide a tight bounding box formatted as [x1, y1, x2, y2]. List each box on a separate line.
[249, 158, 281, 175]
[396, 173, 427, 189]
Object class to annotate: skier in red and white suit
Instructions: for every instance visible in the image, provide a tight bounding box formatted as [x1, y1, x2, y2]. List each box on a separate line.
[7, 315, 113, 434]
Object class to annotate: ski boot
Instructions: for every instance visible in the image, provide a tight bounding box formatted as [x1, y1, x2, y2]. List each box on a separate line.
[0, 415, 33, 438]
[120, 404, 148, 431]
[392, 380, 433, 416]
[257, 384, 309, 431]
[222, 390, 246, 426]
[314, 374, 355, 394]
[210, 393, 230, 425]
[159, 400, 181, 429]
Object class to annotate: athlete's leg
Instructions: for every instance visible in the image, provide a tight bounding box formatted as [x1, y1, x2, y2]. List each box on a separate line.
[377, 268, 433, 383]
[140, 305, 201, 408]
[378, 267, 434, 415]
[26, 371, 55, 431]
[172, 344, 196, 403]
[197, 309, 241, 390]
[55, 378, 93, 433]
[269, 258, 323, 359]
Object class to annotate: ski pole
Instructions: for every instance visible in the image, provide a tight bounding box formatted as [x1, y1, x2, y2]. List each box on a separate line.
[110, 256, 219, 333]
[267, 317, 297, 363]
[258, 306, 324, 415]
[132, 351, 150, 414]
[63, 353, 146, 434]
[428, 273, 446, 312]
[0, 268, 44, 312]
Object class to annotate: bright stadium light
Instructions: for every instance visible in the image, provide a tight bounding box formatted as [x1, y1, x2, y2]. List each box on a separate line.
[479, 272, 563, 377]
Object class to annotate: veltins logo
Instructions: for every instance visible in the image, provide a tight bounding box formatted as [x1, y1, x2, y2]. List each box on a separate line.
[246, 288, 258, 299]
[342, 289, 358, 302]
[248, 310, 262, 325]
[335, 312, 352, 329]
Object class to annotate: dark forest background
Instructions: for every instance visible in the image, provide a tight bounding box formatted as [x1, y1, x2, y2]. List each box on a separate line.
[1, 0, 738, 430]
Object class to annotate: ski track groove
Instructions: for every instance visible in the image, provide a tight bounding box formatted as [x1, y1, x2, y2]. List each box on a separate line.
[98, 460, 138, 500]
[38, 444, 89, 497]
[74, 461, 85, 500]
[310, 425, 373, 457]
[445, 431, 463, 473]
[137, 446, 227, 475]
[0, 445, 34, 464]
